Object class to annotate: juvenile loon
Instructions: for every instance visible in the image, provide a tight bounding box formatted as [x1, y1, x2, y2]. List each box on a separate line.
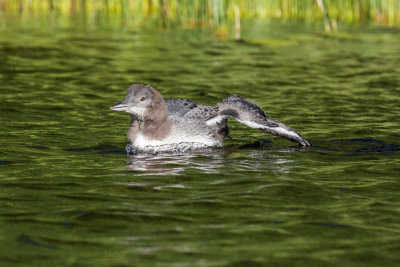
[110, 84, 310, 153]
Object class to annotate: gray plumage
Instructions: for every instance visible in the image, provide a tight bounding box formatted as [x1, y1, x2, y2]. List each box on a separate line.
[110, 84, 310, 153]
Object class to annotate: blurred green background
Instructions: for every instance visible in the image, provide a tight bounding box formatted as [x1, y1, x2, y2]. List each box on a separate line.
[1, 0, 400, 37]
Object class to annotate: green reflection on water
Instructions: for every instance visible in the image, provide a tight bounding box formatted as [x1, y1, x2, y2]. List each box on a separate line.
[1, 15, 400, 267]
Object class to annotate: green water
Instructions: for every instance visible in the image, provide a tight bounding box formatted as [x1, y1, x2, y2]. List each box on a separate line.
[1, 16, 400, 266]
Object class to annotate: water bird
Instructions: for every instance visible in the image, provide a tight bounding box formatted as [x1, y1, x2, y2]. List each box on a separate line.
[110, 84, 310, 153]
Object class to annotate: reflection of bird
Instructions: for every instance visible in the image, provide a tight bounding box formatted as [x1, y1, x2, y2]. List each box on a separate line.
[110, 84, 310, 153]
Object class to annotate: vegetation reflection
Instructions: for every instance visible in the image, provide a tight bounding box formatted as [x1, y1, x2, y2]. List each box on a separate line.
[1, 0, 399, 38]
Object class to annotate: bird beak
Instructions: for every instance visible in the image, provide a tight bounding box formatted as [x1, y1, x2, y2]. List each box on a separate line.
[110, 101, 130, 112]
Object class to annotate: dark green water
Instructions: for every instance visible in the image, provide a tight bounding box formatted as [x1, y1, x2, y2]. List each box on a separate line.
[1, 15, 400, 266]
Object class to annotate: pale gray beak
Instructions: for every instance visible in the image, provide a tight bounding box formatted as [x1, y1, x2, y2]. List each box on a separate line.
[110, 101, 130, 112]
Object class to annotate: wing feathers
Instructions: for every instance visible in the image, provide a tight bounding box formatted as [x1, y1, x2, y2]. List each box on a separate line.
[216, 95, 310, 147]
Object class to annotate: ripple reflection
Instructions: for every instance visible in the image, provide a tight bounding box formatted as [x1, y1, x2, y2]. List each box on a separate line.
[125, 152, 225, 175]
[124, 146, 305, 176]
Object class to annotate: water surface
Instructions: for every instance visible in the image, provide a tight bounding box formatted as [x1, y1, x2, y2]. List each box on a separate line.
[1, 16, 400, 266]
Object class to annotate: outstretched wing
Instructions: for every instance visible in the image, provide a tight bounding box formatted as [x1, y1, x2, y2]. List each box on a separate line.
[235, 117, 310, 147]
[207, 94, 310, 147]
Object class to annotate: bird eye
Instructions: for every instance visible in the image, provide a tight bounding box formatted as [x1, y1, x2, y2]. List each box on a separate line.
[140, 97, 145, 101]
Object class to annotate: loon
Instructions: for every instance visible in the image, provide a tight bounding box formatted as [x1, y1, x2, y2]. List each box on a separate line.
[110, 84, 310, 153]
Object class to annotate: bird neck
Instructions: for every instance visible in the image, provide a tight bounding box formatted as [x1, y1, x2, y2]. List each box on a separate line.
[140, 100, 171, 140]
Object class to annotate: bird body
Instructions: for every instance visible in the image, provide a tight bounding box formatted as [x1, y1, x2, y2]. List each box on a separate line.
[110, 84, 310, 153]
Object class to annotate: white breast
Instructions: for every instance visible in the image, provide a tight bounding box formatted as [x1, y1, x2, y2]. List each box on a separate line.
[132, 128, 221, 152]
